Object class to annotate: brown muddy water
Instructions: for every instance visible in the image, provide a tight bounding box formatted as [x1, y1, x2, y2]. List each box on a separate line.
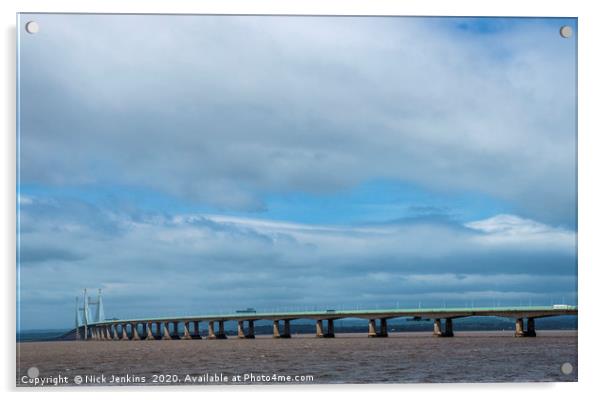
[17, 331, 577, 386]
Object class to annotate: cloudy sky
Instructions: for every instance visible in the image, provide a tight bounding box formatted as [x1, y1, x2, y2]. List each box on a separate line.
[17, 14, 577, 329]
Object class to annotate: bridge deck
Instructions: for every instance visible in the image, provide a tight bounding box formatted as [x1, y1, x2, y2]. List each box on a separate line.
[86, 306, 577, 327]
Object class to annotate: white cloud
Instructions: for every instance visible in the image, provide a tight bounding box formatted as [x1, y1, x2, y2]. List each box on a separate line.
[465, 214, 575, 250]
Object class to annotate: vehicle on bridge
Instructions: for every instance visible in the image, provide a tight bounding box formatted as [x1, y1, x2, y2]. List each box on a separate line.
[236, 308, 256, 314]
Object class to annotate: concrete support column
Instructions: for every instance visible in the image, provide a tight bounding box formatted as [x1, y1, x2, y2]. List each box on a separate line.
[182, 321, 192, 339]
[433, 319, 442, 336]
[273, 320, 281, 338]
[247, 321, 255, 338]
[444, 318, 454, 337]
[380, 318, 389, 337]
[217, 320, 227, 339]
[237, 321, 245, 338]
[208, 321, 216, 339]
[368, 319, 377, 337]
[171, 321, 180, 339]
[131, 323, 141, 340]
[112, 325, 119, 340]
[525, 318, 536, 337]
[325, 319, 335, 338]
[145, 322, 155, 340]
[106, 325, 112, 340]
[121, 324, 129, 340]
[316, 320, 324, 337]
[90, 327, 96, 340]
[515, 318, 525, 337]
[162, 322, 172, 340]
[282, 320, 291, 338]
[192, 321, 201, 339]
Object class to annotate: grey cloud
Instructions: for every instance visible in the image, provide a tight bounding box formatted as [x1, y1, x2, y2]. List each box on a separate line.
[17, 199, 576, 328]
[19, 15, 576, 226]
[19, 246, 84, 264]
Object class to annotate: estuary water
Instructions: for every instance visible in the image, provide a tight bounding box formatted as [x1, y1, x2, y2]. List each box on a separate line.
[17, 331, 577, 386]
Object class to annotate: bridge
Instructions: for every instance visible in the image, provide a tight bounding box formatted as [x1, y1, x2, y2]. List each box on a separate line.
[75, 291, 577, 341]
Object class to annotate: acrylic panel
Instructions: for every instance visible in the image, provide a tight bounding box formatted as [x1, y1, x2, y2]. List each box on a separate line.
[16, 14, 577, 386]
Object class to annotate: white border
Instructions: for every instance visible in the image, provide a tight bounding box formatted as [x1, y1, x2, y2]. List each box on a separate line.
[2, 1, 600, 399]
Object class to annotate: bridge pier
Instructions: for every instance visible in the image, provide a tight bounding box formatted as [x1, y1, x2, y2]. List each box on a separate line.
[121, 324, 129, 340]
[444, 318, 454, 337]
[514, 318, 525, 337]
[315, 320, 324, 337]
[318, 319, 334, 338]
[132, 323, 141, 340]
[526, 317, 537, 337]
[273, 320, 291, 338]
[146, 322, 155, 340]
[237, 321, 245, 338]
[433, 319, 442, 336]
[217, 320, 227, 339]
[368, 319, 377, 337]
[112, 325, 119, 340]
[434, 318, 454, 337]
[208, 321, 216, 339]
[328, 319, 335, 338]
[154, 322, 161, 339]
[237, 320, 255, 339]
[247, 321, 255, 338]
[162, 322, 172, 340]
[380, 318, 388, 337]
[182, 321, 192, 339]
[206, 320, 227, 340]
[369, 319, 388, 337]
[515, 318, 537, 337]
[282, 320, 291, 338]
[171, 321, 181, 339]
[191, 321, 202, 339]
